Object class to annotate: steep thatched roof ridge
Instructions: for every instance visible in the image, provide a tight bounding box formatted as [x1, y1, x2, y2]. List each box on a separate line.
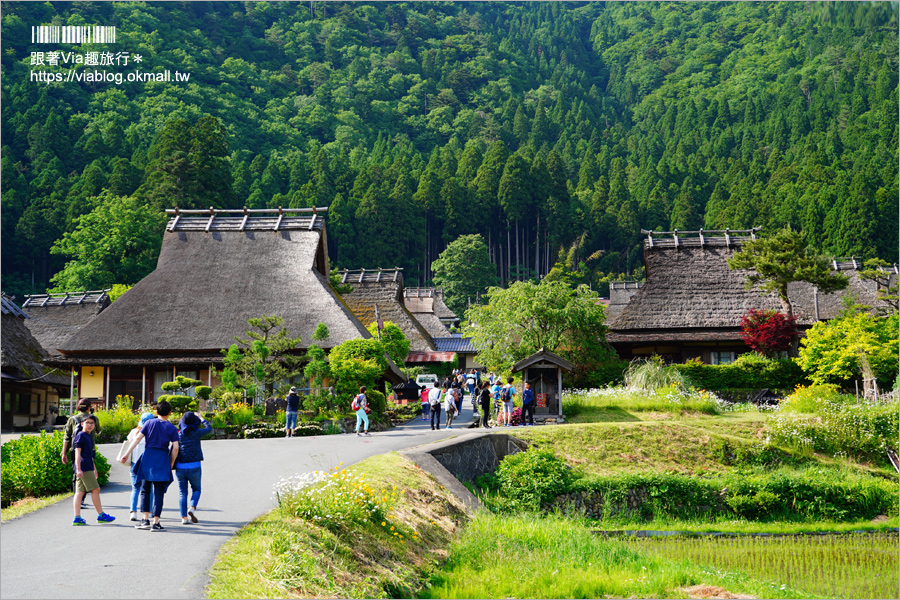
[432, 289, 457, 320]
[60, 223, 369, 355]
[23, 291, 110, 357]
[338, 268, 404, 284]
[1, 296, 69, 386]
[611, 245, 788, 332]
[611, 245, 895, 335]
[402, 288, 452, 337]
[340, 274, 437, 353]
[412, 311, 451, 338]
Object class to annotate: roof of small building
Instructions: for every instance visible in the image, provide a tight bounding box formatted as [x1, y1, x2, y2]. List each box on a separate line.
[512, 348, 575, 373]
[22, 290, 110, 357]
[1, 294, 69, 386]
[338, 268, 437, 353]
[433, 337, 476, 353]
[402, 288, 452, 337]
[56, 209, 370, 362]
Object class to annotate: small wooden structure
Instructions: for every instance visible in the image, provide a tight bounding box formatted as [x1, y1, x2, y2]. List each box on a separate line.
[511, 348, 573, 419]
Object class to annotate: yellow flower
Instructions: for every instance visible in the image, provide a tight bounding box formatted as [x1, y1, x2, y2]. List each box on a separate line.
[390, 526, 395, 531]
[381, 522, 386, 526]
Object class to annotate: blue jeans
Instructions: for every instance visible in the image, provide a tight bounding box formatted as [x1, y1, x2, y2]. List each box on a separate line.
[130, 471, 155, 512]
[285, 411, 298, 431]
[430, 405, 442, 429]
[176, 467, 202, 518]
[421, 403, 430, 418]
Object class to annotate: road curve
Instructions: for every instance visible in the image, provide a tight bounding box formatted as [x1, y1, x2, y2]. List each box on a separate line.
[0, 404, 482, 599]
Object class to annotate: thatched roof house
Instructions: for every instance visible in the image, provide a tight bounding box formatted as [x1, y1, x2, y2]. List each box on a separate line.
[49, 208, 396, 405]
[608, 229, 896, 364]
[1, 294, 69, 429]
[402, 288, 455, 337]
[22, 290, 110, 357]
[338, 268, 437, 353]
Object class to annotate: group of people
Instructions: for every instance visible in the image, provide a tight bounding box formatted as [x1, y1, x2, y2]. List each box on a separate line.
[419, 371, 538, 429]
[62, 398, 211, 530]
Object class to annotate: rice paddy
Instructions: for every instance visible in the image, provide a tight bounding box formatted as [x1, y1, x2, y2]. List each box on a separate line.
[625, 531, 899, 599]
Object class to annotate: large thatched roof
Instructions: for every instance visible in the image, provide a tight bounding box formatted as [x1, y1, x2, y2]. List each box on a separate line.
[55, 209, 370, 364]
[609, 231, 896, 344]
[23, 290, 110, 356]
[338, 268, 437, 353]
[1, 295, 69, 385]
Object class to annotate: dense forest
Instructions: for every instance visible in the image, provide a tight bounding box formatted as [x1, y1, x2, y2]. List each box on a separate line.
[2, 1, 897, 298]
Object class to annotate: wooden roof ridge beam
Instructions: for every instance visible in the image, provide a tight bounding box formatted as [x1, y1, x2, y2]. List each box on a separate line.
[205, 206, 216, 232]
[640, 227, 762, 237]
[165, 207, 329, 215]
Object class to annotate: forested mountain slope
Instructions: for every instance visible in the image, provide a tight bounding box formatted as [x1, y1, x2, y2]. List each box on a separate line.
[2, 1, 896, 295]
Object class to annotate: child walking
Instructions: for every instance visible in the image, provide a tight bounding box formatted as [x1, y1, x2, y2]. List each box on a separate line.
[353, 386, 370, 436]
[72, 416, 115, 525]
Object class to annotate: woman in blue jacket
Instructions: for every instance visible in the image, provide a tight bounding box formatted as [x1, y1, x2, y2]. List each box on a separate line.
[175, 411, 212, 525]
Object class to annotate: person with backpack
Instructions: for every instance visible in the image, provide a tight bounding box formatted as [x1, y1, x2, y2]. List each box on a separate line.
[466, 372, 476, 409]
[500, 377, 516, 427]
[428, 385, 443, 430]
[352, 386, 371, 436]
[444, 386, 457, 429]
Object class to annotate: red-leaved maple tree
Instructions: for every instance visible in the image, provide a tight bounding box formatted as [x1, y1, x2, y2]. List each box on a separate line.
[740, 309, 797, 357]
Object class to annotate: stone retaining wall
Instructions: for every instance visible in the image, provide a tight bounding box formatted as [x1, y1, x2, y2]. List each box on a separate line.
[400, 432, 528, 514]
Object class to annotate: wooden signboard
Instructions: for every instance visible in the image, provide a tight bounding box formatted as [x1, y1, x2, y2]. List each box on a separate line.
[537, 393, 547, 408]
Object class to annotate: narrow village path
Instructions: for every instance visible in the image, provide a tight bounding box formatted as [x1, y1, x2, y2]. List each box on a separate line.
[0, 402, 482, 599]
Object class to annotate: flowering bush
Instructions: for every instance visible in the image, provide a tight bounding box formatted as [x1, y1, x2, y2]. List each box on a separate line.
[768, 387, 899, 465]
[93, 395, 142, 443]
[274, 464, 403, 531]
[740, 309, 797, 357]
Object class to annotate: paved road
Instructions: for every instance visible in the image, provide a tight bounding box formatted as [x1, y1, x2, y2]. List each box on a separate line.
[0, 400, 484, 599]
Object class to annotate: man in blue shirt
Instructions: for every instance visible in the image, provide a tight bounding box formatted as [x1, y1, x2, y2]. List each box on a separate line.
[521, 381, 535, 426]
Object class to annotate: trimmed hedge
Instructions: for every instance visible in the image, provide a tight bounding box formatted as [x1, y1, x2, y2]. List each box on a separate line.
[674, 356, 807, 390]
[1, 431, 111, 506]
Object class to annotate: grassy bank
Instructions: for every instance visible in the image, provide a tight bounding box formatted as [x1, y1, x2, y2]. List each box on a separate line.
[0, 492, 70, 521]
[207, 453, 470, 599]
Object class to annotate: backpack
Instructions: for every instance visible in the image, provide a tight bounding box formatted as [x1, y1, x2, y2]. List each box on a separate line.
[351, 395, 360, 411]
[500, 385, 512, 403]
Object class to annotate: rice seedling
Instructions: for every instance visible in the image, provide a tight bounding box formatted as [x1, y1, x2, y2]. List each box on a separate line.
[626, 532, 899, 599]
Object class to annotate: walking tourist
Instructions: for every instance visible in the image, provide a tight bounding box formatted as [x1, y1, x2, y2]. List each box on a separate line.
[353, 386, 370, 436]
[71, 415, 115, 525]
[285, 386, 301, 437]
[479, 380, 492, 428]
[500, 377, 516, 426]
[117, 411, 155, 521]
[175, 411, 212, 525]
[119, 400, 180, 531]
[420, 385, 430, 421]
[429, 385, 443, 430]
[444, 386, 457, 429]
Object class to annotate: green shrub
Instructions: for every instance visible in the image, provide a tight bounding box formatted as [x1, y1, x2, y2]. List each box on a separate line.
[674, 355, 806, 390]
[495, 449, 577, 507]
[93, 396, 140, 443]
[777, 384, 848, 413]
[572, 360, 629, 388]
[1, 431, 111, 506]
[366, 389, 386, 415]
[158, 394, 196, 413]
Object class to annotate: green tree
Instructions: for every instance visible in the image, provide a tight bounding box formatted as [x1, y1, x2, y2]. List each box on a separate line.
[797, 308, 898, 389]
[366, 321, 410, 368]
[49, 195, 167, 291]
[465, 279, 611, 376]
[327, 338, 388, 411]
[226, 315, 303, 399]
[431, 234, 498, 317]
[728, 227, 849, 354]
